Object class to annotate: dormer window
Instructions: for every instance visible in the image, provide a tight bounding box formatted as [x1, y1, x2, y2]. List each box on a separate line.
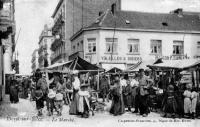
[126, 20, 130, 24]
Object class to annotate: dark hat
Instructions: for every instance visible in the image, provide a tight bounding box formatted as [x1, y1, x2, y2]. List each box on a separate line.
[139, 68, 144, 72]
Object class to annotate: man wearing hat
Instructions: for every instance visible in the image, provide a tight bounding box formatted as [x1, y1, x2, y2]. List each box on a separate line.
[134, 68, 153, 117]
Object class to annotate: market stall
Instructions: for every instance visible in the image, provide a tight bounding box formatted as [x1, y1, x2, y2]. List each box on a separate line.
[147, 59, 200, 90]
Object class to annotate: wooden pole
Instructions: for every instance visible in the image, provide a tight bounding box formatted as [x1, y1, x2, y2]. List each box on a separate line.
[97, 70, 100, 91]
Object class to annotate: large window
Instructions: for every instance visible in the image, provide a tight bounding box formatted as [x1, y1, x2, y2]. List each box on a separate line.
[173, 41, 184, 55]
[87, 38, 96, 53]
[150, 40, 162, 54]
[105, 38, 118, 53]
[128, 39, 140, 54]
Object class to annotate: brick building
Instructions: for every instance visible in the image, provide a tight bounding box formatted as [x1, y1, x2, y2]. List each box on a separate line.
[51, 0, 121, 64]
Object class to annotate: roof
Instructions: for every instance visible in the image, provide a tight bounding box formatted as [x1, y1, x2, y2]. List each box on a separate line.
[125, 59, 154, 72]
[45, 57, 104, 73]
[106, 67, 123, 74]
[71, 9, 200, 40]
[88, 10, 200, 31]
[147, 59, 200, 70]
[52, 0, 64, 18]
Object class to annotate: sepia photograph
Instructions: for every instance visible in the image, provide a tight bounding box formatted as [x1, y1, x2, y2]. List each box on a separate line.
[1, 0, 200, 127]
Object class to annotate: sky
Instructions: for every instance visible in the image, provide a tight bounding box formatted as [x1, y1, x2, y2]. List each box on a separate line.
[15, 0, 200, 75]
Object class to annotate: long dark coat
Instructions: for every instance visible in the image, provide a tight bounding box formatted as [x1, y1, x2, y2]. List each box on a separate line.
[110, 83, 125, 116]
[10, 80, 19, 103]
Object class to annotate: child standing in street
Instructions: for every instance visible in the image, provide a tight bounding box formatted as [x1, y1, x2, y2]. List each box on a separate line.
[162, 85, 177, 118]
[55, 89, 64, 116]
[34, 85, 44, 116]
[183, 84, 192, 118]
[47, 87, 56, 116]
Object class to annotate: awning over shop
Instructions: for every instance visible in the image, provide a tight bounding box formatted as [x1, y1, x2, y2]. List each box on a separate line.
[45, 56, 104, 73]
[106, 67, 123, 74]
[147, 59, 200, 70]
[101, 63, 126, 71]
[66, 56, 104, 72]
[125, 60, 154, 72]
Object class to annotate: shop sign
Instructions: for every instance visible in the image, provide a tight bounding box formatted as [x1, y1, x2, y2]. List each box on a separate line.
[155, 54, 190, 60]
[100, 55, 142, 63]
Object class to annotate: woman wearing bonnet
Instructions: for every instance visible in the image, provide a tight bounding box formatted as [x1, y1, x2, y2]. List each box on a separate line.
[69, 70, 81, 115]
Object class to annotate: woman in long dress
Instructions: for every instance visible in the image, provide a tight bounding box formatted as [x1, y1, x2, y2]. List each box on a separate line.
[183, 84, 192, 118]
[123, 79, 132, 111]
[69, 73, 80, 115]
[191, 88, 198, 119]
[110, 75, 125, 116]
[10, 77, 19, 103]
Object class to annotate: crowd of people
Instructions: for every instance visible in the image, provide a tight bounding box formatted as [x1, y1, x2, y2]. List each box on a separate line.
[6, 68, 200, 119]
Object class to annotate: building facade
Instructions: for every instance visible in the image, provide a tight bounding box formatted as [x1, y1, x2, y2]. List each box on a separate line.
[31, 49, 39, 73]
[0, 0, 15, 100]
[38, 24, 54, 68]
[71, 8, 200, 70]
[51, 0, 121, 64]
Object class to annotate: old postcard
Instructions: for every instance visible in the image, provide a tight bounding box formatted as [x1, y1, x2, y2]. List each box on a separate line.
[0, 0, 200, 127]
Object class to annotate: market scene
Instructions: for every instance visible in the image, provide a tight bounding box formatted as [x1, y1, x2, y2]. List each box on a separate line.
[1, 0, 200, 127]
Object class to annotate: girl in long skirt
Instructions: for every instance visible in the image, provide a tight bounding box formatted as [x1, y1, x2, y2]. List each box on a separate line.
[183, 84, 192, 118]
[162, 85, 178, 118]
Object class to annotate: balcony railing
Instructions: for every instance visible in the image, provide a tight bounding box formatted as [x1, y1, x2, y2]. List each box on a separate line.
[69, 51, 84, 60]
[52, 14, 65, 35]
[51, 53, 66, 64]
[50, 36, 64, 51]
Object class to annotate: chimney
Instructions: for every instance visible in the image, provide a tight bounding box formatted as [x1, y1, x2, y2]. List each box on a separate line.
[170, 8, 183, 17]
[111, 3, 116, 15]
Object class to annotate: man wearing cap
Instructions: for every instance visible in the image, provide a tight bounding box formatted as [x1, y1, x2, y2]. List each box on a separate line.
[135, 68, 153, 117]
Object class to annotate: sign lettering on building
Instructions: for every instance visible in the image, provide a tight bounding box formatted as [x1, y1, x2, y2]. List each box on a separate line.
[100, 55, 142, 63]
[155, 54, 190, 60]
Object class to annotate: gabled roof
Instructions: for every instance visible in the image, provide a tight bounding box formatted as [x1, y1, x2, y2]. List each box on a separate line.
[71, 9, 200, 40]
[86, 10, 200, 31]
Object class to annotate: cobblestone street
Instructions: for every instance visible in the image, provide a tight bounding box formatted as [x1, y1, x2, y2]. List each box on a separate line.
[0, 95, 199, 127]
